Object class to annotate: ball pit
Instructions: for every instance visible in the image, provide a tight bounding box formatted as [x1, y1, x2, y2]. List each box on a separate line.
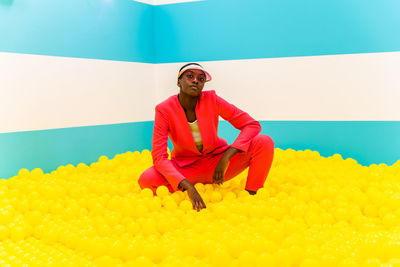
[0, 148, 400, 266]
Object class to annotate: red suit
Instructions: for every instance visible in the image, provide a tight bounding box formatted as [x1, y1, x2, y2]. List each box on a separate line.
[138, 90, 274, 193]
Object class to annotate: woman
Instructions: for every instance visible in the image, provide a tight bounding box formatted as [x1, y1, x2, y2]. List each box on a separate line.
[138, 63, 275, 211]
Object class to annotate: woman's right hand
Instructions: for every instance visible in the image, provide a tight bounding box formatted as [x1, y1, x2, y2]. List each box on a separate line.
[179, 179, 206, 211]
[187, 187, 206, 211]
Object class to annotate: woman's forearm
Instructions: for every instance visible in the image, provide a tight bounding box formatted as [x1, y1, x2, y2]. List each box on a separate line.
[178, 179, 195, 190]
[179, 148, 240, 190]
[221, 147, 240, 162]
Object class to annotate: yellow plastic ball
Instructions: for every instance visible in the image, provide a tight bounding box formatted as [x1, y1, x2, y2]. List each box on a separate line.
[256, 188, 270, 200]
[18, 168, 30, 177]
[210, 191, 222, 203]
[179, 200, 192, 212]
[223, 191, 236, 201]
[300, 258, 320, 267]
[364, 205, 379, 217]
[0, 208, 13, 225]
[156, 186, 169, 198]
[258, 253, 276, 265]
[10, 225, 26, 241]
[31, 168, 44, 176]
[0, 225, 9, 239]
[238, 190, 250, 199]
[194, 183, 205, 193]
[164, 200, 178, 210]
[171, 191, 184, 203]
[98, 155, 109, 162]
[382, 214, 398, 228]
[133, 255, 154, 267]
[141, 219, 157, 235]
[209, 246, 232, 266]
[140, 188, 154, 199]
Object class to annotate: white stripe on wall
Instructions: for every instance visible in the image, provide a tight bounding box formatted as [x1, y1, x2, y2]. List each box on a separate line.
[0, 52, 155, 133]
[2, 51, 399, 134]
[156, 52, 400, 121]
[134, 0, 203, 5]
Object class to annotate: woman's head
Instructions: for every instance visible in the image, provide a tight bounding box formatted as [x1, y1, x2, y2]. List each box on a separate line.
[177, 63, 212, 97]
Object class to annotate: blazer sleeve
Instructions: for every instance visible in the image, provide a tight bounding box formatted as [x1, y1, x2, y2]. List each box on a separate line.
[151, 106, 186, 191]
[216, 93, 261, 152]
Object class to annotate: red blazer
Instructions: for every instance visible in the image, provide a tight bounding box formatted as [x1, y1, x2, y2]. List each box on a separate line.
[152, 90, 261, 190]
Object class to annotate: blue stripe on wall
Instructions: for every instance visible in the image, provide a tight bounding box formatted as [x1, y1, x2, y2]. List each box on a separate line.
[1, 121, 399, 179]
[0, 0, 154, 62]
[221, 121, 400, 169]
[154, 0, 400, 63]
[0, 122, 153, 179]
[2, 0, 399, 63]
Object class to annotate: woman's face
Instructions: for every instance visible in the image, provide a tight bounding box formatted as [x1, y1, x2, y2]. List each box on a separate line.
[178, 69, 206, 97]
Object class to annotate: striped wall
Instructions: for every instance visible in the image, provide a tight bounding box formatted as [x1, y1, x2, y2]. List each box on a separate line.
[153, 0, 400, 170]
[0, 0, 155, 178]
[1, 0, 400, 178]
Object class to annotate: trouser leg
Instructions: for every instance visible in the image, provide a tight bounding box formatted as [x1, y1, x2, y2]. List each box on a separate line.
[244, 134, 275, 191]
[138, 167, 180, 194]
[223, 134, 275, 192]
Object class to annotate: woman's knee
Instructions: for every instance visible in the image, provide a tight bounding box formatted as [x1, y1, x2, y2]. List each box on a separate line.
[138, 167, 174, 194]
[138, 167, 154, 189]
[253, 134, 275, 149]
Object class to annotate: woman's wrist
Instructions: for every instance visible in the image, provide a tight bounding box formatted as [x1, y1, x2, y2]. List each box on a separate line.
[178, 179, 194, 191]
[221, 147, 240, 162]
[219, 156, 230, 165]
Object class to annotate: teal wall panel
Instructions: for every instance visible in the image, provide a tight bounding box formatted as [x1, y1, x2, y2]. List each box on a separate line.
[0, 0, 154, 62]
[2, 0, 399, 63]
[154, 0, 400, 62]
[221, 121, 400, 168]
[1, 121, 399, 179]
[0, 122, 153, 179]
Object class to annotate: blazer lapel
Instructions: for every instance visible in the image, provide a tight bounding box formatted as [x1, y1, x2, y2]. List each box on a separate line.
[195, 93, 206, 153]
[174, 94, 203, 154]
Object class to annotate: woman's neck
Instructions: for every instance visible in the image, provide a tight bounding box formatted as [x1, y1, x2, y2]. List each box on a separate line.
[178, 92, 198, 111]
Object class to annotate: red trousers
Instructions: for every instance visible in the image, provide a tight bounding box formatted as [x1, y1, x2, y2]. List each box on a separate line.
[138, 134, 274, 194]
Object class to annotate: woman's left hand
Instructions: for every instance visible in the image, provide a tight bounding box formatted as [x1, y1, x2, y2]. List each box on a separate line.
[213, 158, 229, 185]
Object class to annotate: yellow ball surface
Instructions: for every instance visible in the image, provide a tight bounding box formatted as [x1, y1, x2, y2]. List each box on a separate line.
[140, 188, 154, 199]
[156, 186, 169, 198]
[209, 191, 222, 203]
[179, 200, 193, 212]
[0, 149, 398, 266]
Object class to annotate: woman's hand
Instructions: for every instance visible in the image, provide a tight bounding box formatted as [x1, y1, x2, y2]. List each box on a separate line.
[213, 147, 240, 185]
[213, 158, 229, 185]
[187, 187, 206, 211]
[179, 179, 206, 211]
